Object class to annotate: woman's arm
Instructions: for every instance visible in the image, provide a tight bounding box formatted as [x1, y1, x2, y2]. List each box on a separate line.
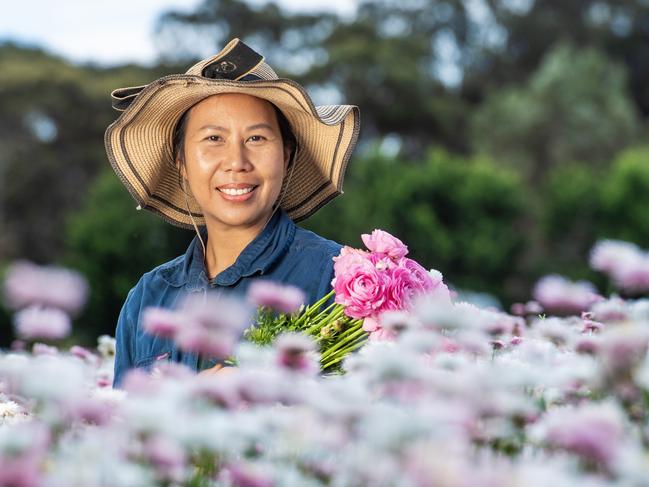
[112, 283, 141, 388]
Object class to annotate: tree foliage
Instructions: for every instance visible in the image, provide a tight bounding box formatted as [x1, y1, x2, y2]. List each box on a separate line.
[303, 148, 526, 299]
[0, 43, 172, 263]
[472, 43, 639, 180]
[540, 146, 649, 283]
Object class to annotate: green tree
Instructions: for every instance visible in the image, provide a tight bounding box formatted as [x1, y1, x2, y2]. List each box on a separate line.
[467, 0, 649, 117]
[538, 163, 603, 281]
[304, 148, 527, 300]
[538, 146, 649, 288]
[0, 43, 172, 263]
[155, 0, 474, 156]
[598, 146, 649, 246]
[472, 44, 639, 181]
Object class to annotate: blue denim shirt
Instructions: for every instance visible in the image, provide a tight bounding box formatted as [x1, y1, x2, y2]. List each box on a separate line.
[113, 208, 342, 387]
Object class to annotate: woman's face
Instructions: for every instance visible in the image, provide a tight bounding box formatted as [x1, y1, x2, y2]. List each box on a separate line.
[178, 93, 291, 230]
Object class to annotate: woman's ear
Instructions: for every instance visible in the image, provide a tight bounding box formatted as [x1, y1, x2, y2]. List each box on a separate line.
[176, 157, 187, 181]
[283, 144, 293, 173]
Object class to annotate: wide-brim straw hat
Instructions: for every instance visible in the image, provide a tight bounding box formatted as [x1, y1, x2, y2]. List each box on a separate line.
[104, 38, 360, 229]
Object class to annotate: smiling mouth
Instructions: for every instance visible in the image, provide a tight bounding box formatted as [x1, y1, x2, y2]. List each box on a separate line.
[217, 185, 258, 196]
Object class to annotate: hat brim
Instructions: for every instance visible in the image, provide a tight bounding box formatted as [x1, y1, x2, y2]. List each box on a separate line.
[104, 74, 360, 229]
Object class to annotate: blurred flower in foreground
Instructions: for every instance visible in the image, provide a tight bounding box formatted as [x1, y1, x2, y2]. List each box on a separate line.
[591, 240, 649, 295]
[2, 260, 89, 315]
[144, 292, 252, 360]
[247, 280, 306, 314]
[97, 335, 116, 358]
[533, 275, 602, 315]
[274, 332, 318, 373]
[13, 305, 71, 341]
[0, 422, 50, 486]
[535, 402, 626, 470]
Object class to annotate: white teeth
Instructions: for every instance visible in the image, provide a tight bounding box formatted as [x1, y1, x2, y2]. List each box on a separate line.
[220, 187, 254, 196]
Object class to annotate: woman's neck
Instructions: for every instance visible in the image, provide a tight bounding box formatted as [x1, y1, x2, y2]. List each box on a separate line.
[202, 212, 274, 279]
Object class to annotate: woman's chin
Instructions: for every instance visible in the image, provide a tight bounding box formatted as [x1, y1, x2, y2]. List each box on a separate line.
[206, 207, 273, 229]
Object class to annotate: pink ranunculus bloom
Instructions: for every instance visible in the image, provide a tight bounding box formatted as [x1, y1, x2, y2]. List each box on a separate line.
[362, 315, 380, 332]
[247, 280, 306, 314]
[371, 254, 398, 272]
[392, 260, 451, 311]
[383, 266, 416, 313]
[362, 311, 410, 342]
[332, 246, 369, 280]
[368, 327, 397, 341]
[361, 229, 409, 260]
[13, 305, 71, 341]
[333, 254, 390, 319]
[2, 260, 89, 315]
[362, 313, 396, 340]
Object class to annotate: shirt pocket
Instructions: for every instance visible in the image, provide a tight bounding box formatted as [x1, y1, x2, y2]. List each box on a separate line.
[134, 350, 172, 371]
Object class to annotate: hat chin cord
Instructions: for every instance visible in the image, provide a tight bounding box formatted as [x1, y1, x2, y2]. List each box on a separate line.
[181, 145, 298, 277]
[182, 178, 208, 268]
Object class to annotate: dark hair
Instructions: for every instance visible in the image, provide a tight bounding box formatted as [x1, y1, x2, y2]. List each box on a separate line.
[172, 101, 297, 188]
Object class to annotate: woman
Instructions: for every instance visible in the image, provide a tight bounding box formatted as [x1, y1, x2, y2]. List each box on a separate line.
[106, 39, 360, 387]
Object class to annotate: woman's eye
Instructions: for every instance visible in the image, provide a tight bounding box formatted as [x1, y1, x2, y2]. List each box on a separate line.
[207, 135, 222, 142]
[248, 135, 265, 142]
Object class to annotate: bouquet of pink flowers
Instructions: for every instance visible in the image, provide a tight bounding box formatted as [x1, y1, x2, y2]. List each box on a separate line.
[246, 229, 449, 371]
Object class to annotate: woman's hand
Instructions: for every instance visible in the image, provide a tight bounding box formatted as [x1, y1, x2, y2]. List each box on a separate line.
[198, 363, 236, 377]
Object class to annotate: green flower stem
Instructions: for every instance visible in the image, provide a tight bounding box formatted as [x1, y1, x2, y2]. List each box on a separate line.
[304, 300, 341, 327]
[290, 291, 336, 328]
[305, 307, 346, 334]
[321, 337, 368, 369]
[321, 349, 362, 369]
[318, 320, 362, 355]
[320, 323, 365, 361]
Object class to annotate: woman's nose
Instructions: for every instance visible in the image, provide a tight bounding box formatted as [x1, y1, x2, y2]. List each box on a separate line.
[223, 141, 252, 172]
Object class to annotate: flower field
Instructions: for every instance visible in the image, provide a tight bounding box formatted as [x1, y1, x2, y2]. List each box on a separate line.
[1, 239, 649, 486]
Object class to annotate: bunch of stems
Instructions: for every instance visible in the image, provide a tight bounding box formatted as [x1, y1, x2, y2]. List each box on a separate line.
[246, 290, 368, 372]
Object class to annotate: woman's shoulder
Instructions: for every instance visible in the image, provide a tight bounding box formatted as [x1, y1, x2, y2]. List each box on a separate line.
[291, 226, 343, 259]
[137, 253, 187, 288]
[126, 252, 190, 303]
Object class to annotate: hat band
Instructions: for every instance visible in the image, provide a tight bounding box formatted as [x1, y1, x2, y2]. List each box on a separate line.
[201, 40, 263, 80]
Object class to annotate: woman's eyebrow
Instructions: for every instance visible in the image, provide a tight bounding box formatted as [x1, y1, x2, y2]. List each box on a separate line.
[198, 124, 228, 132]
[246, 123, 275, 131]
[197, 123, 275, 132]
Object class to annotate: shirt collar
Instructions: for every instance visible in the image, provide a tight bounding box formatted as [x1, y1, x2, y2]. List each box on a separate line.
[161, 208, 296, 290]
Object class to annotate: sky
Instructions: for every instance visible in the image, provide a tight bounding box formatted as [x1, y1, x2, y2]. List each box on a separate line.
[0, 0, 358, 66]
